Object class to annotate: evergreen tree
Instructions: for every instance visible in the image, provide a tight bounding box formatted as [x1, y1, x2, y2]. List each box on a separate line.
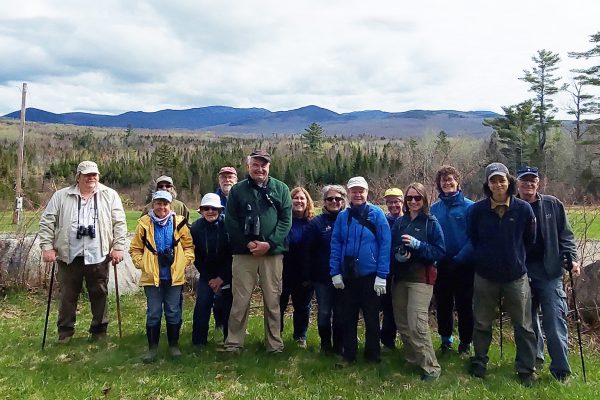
[519, 49, 564, 165]
[301, 122, 324, 152]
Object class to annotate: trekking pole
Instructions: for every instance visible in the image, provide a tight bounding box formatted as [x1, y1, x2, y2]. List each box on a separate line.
[499, 292, 503, 359]
[565, 254, 586, 383]
[113, 260, 123, 338]
[42, 261, 56, 350]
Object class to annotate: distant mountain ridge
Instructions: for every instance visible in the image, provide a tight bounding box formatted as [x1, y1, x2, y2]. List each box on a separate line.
[2, 105, 500, 137]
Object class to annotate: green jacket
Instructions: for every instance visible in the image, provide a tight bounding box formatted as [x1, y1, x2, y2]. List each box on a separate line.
[225, 176, 292, 255]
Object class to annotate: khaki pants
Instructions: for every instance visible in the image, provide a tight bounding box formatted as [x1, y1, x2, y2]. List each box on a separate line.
[392, 280, 441, 376]
[224, 254, 284, 352]
[57, 257, 110, 337]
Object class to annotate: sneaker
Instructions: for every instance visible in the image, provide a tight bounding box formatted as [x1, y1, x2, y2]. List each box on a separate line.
[57, 334, 72, 344]
[458, 343, 471, 357]
[296, 338, 307, 349]
[421, 371, 439, 382]
[518, 372, 538, 387]
[169, 346, 182, 358]
[88, 332, 107, 342]
[469, 362, 487, 378]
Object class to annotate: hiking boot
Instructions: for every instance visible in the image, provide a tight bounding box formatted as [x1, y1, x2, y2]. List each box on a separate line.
[552, 371, 570, 383]
[88, 332, 107, 342]
[166, 323, 182, 359]
[57, 334, 72, 344]
[440, 342, 453, 354]
[296, 338, 307, 349]
[142, 324, 160, 363]
[458, 342, 471, 358]
[469, 362, 487, 378]
[518, 372, 538, 387]
[421, 371, 439, 382]
[216, 346, 242, 355]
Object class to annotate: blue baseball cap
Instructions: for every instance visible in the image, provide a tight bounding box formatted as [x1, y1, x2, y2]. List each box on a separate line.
[517, 166, 539, 179]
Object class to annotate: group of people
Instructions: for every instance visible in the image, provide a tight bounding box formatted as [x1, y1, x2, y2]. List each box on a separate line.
[39, 154, 580, 386]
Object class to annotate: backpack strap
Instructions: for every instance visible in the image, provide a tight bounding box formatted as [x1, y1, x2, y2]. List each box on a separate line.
[142, 227, 157, 254]
[347, 205, 377, 238]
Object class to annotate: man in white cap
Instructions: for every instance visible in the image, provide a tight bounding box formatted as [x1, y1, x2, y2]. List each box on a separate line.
[39, 160, 127, 343]
[330, 176, 391, 366]
[142, 175, 190, 222]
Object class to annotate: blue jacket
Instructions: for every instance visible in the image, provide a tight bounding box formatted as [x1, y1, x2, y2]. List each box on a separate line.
[430, 191, 474, 264]
[283, 217, 310, 283]
[390, 212, 446, 283]
[330, 203, 391, 279]
[468, 196, 536, 283]
[304, 209, 339, 283]
[215, 187, 228, 208]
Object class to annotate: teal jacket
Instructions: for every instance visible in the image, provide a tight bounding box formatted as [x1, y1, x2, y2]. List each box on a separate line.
[225, 175, 292, 255]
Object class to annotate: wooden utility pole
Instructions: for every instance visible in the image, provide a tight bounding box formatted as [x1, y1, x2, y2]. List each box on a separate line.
[12, 83, 27, 225]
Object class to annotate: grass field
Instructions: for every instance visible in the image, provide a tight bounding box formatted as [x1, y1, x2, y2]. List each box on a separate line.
[0, 290, 598, 399]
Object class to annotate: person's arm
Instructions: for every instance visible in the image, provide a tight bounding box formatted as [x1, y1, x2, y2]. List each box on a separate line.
[179, 225, 195, 265]
[329, 212, 344, 277]
[110, 191, 127, 251]
[556, 199, 577, 261]
[414, 219, 446, 263]
[524, 202, 536, 247]
[39, 191, 60, 262]
[264, 184, 293, 250]
[129, 224, 145, 269]
[224, 185, 250, 250]
[453, 202, 474, 264]
[375, 211, 391, 279]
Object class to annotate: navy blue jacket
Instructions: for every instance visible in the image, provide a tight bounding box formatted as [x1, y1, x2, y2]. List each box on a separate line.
[390, 212, 446, 283]
[468, 196, 536, 283]
[190, 214, 232, 284]
[330, 203, 391, 279]
[283, 217, 310, 284]
[304, 210, 339, 283]
[430, 191, 474, 264]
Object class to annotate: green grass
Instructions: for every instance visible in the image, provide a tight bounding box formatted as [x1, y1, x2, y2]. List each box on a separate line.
[0, 290, 598, 399]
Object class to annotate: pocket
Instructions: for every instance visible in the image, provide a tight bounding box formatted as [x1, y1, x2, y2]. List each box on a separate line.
[416, 313, 429, 335]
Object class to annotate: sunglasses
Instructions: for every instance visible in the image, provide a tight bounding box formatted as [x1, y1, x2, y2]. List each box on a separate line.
[325, 196, 343, 202]
[200, 206, 221, 212]
[405, 195, 423, 202]
[157, 184, 172, 189]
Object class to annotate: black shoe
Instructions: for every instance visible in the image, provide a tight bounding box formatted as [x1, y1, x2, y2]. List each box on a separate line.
[469, 362, 487, 378]
[421, 371, 439, 382]
[552, 371, 570, 383]
[518, 372, 538, 387]
[458, 343, 471, 358]
[166, 323, 182, 358]
[440, 342, 453, 354]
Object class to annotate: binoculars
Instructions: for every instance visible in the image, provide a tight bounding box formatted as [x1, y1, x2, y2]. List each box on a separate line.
[244, 204, 261, 237]
[76, 224, 96, 239]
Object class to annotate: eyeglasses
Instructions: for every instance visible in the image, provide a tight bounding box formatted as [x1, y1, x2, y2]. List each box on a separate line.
[200, 207, 220, 212]
[157, 184, 172, 189]
[405, 195, 423, 202]
[325, 196, 343, 202]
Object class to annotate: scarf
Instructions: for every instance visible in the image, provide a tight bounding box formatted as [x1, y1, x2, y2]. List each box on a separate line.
[148, 210, 175, 226]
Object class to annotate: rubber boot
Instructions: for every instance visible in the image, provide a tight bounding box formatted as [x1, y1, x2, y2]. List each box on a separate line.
[166, 323, 182, 358]
[142, 325, 160, 363]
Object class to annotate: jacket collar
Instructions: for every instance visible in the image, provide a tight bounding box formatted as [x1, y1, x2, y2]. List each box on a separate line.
[438, 190, 464, 206]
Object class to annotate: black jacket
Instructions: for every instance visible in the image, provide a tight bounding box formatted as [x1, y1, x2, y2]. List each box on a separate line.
[190, 215, 232, 283]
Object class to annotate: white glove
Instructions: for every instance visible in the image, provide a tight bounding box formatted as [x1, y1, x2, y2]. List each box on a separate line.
[332, 274, 345, 290]
[403, 235, 422, 249]
[374, 277, 386, 296]
[395, 247, 411, 262]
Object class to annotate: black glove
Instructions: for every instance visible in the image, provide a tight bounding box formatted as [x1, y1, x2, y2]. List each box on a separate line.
[562, 254, 573, 272]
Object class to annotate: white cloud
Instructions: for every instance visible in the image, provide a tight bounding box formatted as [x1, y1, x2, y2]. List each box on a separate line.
[0, 0, 599, 118]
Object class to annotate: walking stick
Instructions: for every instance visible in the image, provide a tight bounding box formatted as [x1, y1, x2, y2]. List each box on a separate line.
[565, 254, 586, 382]
[42, 261, 56, 350]
[113, 261, 123, 339]
[499, 292, 503, 359]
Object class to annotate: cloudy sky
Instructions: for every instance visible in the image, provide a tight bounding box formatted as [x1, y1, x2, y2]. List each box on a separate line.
[1, 0, 598, 118]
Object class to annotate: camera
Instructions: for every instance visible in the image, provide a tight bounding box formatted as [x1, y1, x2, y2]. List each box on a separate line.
[243, 204, 261, 237]
[157, 248, 175, 267]
[342, 256, 359, 279]
[76, 224, 96, 239]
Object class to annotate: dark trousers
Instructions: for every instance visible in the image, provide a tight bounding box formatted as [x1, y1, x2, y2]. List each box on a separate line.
[313, 281, 344, 352]
[280, 280, 314, 340]
[192, 280, 233, 345]
[380, 278, 397, 347]
[57, 257, 110, 337]
[341, 274, 381, 362]
[433, 267, 474, 344]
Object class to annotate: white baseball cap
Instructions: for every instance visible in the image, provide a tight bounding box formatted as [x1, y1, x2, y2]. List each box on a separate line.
[347, 176, 369, 190]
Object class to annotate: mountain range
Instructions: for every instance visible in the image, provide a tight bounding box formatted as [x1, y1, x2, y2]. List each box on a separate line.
[2, 105, 500, 137]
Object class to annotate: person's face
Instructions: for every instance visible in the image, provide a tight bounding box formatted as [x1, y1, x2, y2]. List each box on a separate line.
[292, 191, 307, 215]
[156, 181, 173, 193]
[385, 196, 403, 217]
[323, 190, 344, 212]
[153, 199, 171, 218]
[517, 175, 539, 198]
[200, 206, 221, 222]
[440, 174, 459, 194]
[488, 175, 509, 197]
[77, 173, 99, 191]
[248, 158, 270, 184]
[218, 173, 237, 195]
[405, 188, 424, 213]
[349, 187, 367, 206]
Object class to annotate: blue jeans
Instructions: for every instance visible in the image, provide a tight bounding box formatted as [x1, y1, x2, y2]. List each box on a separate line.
[144, 281, 183, 327]
[530, 274, 571, 376]
[192, 279, 233, 345]
[313, 281, 343, 352]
